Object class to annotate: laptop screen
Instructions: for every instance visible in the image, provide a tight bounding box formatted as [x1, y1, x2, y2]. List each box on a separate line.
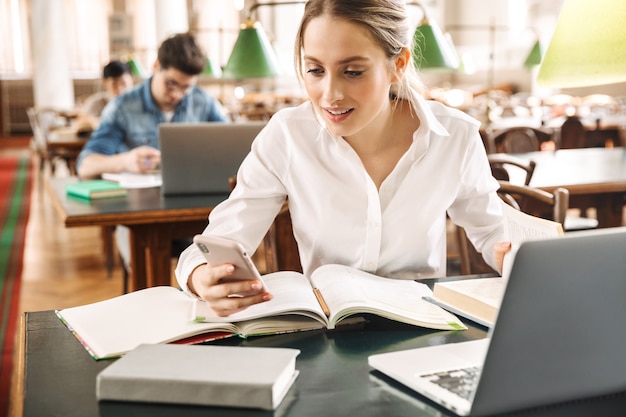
[158, 122, 266, 196]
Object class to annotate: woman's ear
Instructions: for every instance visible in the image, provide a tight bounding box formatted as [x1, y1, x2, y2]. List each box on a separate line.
[391, 47, 411, 83]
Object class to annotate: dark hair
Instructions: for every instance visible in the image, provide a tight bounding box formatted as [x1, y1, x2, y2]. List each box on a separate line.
[102, 60, 131, 79]
[157, 32, 206, 75]
[294, 0, 424, 102]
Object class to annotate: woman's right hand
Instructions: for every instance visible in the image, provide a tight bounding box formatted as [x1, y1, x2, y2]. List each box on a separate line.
[187, 263, 272, 317]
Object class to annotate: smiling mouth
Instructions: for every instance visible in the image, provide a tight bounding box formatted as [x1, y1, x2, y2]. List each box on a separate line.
[326, 108, 353, 116]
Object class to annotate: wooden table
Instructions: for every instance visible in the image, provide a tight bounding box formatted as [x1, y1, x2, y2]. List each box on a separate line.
[47, 177, 228, 291]
[45, 127, 89, 175]
[512, 147, 626, 228]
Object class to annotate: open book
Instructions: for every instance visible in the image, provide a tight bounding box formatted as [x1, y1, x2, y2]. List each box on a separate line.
[500, 202, 564, 279]
[56, 265, 465, 360]
[429, 203, 564, 327]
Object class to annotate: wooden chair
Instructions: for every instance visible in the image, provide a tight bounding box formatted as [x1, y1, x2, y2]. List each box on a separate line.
[490, 126, 555, 154]
[558, 115, 587, 149]
[490, 127, 540, 153]
[456, 181, 570, 275]
[487, 153, 536, 185]
[487, 153, 597, 232]
[228, 177, 302, 274]
[26, 106, 79, 175]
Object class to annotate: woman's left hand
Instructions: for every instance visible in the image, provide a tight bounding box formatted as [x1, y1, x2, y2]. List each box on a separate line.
[494, 241, 512, 274]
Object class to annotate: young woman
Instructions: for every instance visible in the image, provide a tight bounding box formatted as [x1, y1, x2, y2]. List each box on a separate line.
[176, 0, 509, 316]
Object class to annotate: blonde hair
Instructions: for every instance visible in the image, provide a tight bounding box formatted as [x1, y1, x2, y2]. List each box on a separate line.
[294, 0, 424, 109]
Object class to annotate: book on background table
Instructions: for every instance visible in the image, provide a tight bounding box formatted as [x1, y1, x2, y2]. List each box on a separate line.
[96, 344, 300, 410]
[55, 264, 466, 360]
[427, 203, 564, 327]
[102, 171, 162, 189]
[65, 179, 127, 199]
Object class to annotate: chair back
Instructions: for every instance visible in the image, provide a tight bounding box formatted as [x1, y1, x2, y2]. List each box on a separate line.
[487, 154, 536, 185]
[228, 176, 302, 273]
[496, 181, 569, 226]
[456, 181, 569, 275]
[558, 115, 587, 149]
[491, 127, 541, 153]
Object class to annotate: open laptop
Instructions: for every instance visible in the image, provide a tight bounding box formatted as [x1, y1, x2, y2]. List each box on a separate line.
[369, 227, 626, 416]
[158, 122, 266, 196]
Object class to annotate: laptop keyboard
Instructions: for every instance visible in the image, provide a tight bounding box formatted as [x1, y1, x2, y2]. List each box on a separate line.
[420, 366, 482, 400]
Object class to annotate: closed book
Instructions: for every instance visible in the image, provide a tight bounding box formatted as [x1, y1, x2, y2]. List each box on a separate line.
[96, 344, 300, 410]
[66, 180, 127, 199]
[429, 277, 506, 327]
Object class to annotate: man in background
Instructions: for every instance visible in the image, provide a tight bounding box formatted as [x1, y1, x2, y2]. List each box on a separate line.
[76, 32, 229, 274]
[82, 60, 134, 118]
[77, 32, 228, 179]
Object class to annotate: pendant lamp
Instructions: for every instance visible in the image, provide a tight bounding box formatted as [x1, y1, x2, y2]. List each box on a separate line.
[537, 0, 626, 87]
[523, 39, 542, 68]
[222, 1, 305, 80]
[408, 1, 459, 71]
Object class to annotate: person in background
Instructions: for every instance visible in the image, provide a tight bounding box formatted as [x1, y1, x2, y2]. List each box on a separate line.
[76, 32, 228, 179]
[82, 60, 134, 118]
[176, 0, 510, 316]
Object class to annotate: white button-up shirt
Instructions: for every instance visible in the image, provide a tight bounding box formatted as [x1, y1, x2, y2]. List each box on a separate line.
[176, 95, 504, 290]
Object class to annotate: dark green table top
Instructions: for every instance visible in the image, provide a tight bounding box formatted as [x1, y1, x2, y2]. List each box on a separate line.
[22, 308, 626, 417]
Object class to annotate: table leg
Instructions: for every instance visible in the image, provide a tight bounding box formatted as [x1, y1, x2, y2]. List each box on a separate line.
[127, 226, 148, 292]
[594, 193, 625, 228]
[569, 193, 625, 228]
[126, 220, 208, 292]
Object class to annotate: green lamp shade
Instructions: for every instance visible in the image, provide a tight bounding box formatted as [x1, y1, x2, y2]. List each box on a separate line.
[222, 22, 281, 79]
[413, 20, 459, 71]
[203, 58, 222, 78]
[523, 40, 542, 68]
[537, 0, 626, 87]
[127, 57, 145, 78]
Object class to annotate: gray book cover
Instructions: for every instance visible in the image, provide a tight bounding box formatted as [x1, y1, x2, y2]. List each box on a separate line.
[96, 344, 300, 410]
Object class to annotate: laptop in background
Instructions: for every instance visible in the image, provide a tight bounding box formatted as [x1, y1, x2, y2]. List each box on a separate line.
[369, 227, 626, 416]
[158, 122, 266, 196]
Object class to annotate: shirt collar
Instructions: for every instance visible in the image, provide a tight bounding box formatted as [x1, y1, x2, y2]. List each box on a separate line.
[411, 92, 450, 138]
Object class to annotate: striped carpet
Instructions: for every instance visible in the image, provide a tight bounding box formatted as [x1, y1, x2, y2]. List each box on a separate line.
[0, 155, 32, 417]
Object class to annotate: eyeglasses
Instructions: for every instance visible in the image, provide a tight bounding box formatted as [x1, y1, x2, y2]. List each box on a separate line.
[160, 70, 195, 95]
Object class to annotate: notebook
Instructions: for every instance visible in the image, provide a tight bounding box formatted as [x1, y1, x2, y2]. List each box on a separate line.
[369, 227, 626, 416]
[158, 122, 266, 196]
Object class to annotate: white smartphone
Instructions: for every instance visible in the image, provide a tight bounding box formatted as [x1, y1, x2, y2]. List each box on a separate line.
[193, 235, 267, 296]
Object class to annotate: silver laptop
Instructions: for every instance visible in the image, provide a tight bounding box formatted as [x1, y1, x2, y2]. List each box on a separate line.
[158, 122, 266, 196]
[369, 227, 626, 416]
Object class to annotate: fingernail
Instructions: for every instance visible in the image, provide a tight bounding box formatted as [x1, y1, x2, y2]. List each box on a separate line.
[251, 282, 262, 290]
[262, 293, 272, 301]
[226, 265, 235, 273]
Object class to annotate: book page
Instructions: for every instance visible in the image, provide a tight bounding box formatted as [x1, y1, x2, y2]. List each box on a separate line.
[193, 272, 328, 327]
[56, 286, 238, 360]
[501, 202, 563, 279]
[309, 264, 466, 331]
